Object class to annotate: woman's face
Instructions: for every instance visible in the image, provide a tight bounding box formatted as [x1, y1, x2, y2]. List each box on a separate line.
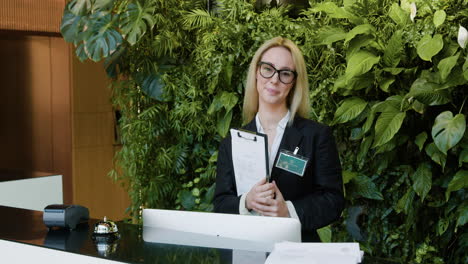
[256, 46, 295, 109]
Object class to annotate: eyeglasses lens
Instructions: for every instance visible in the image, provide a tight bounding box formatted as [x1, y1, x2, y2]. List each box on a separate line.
[259, 63, 295, 84]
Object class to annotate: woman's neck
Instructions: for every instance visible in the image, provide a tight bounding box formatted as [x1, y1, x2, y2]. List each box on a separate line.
[257, 104, 288, 129]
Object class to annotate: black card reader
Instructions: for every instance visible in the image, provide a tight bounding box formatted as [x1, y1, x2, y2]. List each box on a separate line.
[43, 204, 89, 230]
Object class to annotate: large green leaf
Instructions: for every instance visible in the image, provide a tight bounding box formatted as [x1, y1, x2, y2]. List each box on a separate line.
[408, 78, 450, 106]
[433, 10, 446, 28]
[217, 110, 232, 138]
[416, 34, 444, 62]
[357, 135, 373, 165]
[120, 2, 156, 45]
[415, 132, 428, 151]
[457, 201, 468, 228]
[75, 12, 122, 62]
[437, 218, 450, 235]
[388, 3, 409, 25]
[345, 24, 375, 44]
[438, 53, 460, 82]
[335, 74, 374, 92]
[94, 0, 114, 10]
[361, 106, 377, 135]
[208, 92, 238, 115]
[440, 67, 468, 90]
[379, 77, 395, 93]
[411, 163, 432, 202]
[345, 51, 380, 81]
[68, 0, 92, 15]
[446, 170, 468, 201]
[373, 111, 406, 148]
[317, 226, 332, 242]
[60, 11, 84, 43]
[141, 73, 165, 101]
[352, 175, 384, 200]
[104, 45, 126, 78]
[311, 2, 357, 20]
[347, 35, 374, 58]
[375, 137, 396, 154]
[342, 171, 358, 185]
[317, 27, 347, 45]
[332, 97, 367, 124]
[432, 111, 466, 154]
[425, 142, 447, 170]
[412, 100, 426, 114]
[383, 30, 403, 67]
[208, 94, 223, 115]
[179, 189, 196, 210]
[220, 92, 238, 112]
[395, 189, 415, 214]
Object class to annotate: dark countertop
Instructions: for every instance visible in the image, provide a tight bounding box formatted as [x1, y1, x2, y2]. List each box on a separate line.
[0, 205, 236, 263]
[0, 205, 394, 264]
[0, 168, 60, 182]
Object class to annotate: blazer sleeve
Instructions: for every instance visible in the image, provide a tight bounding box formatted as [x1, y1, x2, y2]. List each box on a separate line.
[291, 125, 345, 231]
[213, 136, 241, 214]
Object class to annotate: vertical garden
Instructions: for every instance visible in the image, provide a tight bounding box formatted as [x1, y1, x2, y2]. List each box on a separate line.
[61, 0, 467, 262]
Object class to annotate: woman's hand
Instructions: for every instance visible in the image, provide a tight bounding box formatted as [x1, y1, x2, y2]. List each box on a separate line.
[246, 180, 289, 217]
[245, 178, 275, 211]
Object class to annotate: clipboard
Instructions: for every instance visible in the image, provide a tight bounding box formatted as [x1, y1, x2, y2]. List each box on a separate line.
[230, 128, 269, 196]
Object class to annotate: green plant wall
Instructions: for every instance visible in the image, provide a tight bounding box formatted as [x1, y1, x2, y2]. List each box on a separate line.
[61, 0, 467, 262]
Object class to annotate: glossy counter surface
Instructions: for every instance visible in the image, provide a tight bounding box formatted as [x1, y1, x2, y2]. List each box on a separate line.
[0, 205, 394, 263]
[0, 205, 253, 263]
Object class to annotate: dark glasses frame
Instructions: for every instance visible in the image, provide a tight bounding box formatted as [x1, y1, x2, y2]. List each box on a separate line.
[257, 61, 297, 84]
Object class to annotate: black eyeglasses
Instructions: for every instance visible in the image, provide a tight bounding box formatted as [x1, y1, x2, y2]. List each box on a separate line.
[258, 61, 297, 84]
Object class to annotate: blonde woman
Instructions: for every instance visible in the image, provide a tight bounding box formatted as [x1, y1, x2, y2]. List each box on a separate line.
[214, 37, 344, 242]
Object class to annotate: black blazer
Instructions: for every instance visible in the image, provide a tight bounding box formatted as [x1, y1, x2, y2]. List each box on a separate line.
[213, 116, 345, 242]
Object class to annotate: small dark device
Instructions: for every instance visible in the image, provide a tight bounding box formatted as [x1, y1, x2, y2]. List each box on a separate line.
[43, 204, 89, 230]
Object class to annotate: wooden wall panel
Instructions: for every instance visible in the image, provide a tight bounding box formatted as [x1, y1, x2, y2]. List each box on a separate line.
[71, 57, 130, 220]
[50, 38, 72, 203]
[74, 146, 128, 220]
[0, 35, 72, 203]
[26, 37, 53, 171]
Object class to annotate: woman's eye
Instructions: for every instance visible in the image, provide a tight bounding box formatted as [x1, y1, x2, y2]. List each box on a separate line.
[281, 71, 292, 77]
[263, 66, 273, 71]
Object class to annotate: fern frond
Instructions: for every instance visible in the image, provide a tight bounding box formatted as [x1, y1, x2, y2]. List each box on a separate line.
[182, 9, 215, 29]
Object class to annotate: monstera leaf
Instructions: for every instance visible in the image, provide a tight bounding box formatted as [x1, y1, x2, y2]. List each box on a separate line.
[120, 2, 156, 45]
[432, 111, 466, 154]
[141, 73, 165, 101]
[60, 11, 84, 43]
[74, 12, 123, 62]
[68, 0, 92, 15]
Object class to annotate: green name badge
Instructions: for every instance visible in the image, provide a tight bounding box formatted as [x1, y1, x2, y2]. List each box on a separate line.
[275, 150, 308, 177]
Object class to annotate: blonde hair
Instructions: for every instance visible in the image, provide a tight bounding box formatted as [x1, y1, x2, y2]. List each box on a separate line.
[242, 36, 310, 125]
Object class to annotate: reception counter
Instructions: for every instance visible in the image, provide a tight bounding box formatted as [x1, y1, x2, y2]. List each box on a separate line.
[0, 206, 393, 263]
[0, 205, 264, 263]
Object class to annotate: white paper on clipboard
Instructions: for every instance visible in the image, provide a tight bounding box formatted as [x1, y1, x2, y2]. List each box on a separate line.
[230, 128, 269, 196]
